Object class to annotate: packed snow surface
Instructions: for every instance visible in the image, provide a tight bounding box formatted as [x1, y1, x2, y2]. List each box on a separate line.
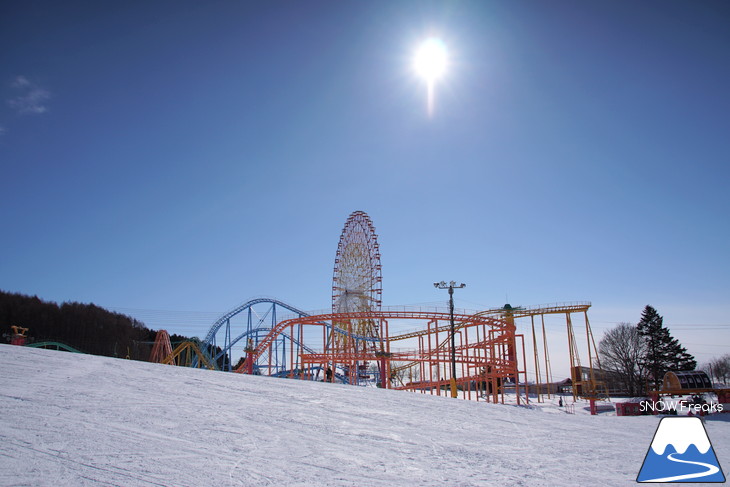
[1, 344, 728, 486]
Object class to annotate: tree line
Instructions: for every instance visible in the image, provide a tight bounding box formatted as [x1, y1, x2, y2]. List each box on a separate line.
[1, 290, 157, 360]
[702, 354, 730, 386]
[1, 290, 228, 367]
[598, 305, 699, 396]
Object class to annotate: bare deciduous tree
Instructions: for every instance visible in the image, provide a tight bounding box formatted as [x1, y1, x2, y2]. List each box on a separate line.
[598, 322, 647, 396]
[701, 354, 730, 386]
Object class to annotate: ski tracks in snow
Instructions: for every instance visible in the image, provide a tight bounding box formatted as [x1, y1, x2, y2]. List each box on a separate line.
[2, 346, 729, 486]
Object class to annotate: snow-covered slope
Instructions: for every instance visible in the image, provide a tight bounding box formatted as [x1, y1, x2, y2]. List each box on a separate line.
[1, 344, 728, 486]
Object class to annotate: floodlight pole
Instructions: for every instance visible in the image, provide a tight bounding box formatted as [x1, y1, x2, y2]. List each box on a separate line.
[434, 280, 466, 398]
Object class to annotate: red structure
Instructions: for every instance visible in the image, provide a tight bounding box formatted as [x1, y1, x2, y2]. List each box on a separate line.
[718, 390, 730, 413]
[330, 211, 383, 364]
[235, 309, 529, 404]
[149, 330, 173, 363]
[10, 326, 29, 346]
[243, 339, 255, 375]
[645, 370, 730, 416]
[208, 211, 606, 406]
[615, 402, 642, 416]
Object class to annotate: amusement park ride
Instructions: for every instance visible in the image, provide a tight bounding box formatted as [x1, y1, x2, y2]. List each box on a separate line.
[7, 210, 724, 415]
[148, 210, 609, 409]
[10, 326, 29, 346]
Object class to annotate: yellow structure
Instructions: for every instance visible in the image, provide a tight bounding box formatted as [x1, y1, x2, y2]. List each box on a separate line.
[162, 341, 217, 370]
[479, 303, 608, 402]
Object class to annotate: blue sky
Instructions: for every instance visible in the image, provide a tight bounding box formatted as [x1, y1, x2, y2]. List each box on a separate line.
[2, 1, 729, 368]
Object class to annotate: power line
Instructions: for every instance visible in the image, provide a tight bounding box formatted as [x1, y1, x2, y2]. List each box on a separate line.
[592, 320, 730, 327]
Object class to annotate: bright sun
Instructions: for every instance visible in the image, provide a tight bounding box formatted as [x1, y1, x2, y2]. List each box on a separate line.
[413, 37, 448, 82]
[413, 37, 448, 116]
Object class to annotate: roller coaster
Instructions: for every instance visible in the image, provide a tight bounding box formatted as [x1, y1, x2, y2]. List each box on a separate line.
[150, 210, 606, 405]
[186, 297, 601, 405]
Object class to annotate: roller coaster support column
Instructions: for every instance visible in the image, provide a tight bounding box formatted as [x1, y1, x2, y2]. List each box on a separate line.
[434, 281, 466, 399]
[244, 339, 254, 375]
[376, 351, 391, 389]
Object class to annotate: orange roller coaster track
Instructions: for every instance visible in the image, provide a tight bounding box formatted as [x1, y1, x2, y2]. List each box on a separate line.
[234, 310, 529, 404]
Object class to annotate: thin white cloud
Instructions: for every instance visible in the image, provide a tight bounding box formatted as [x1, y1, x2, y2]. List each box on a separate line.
[7, 76, 51, 114]
[12, 76, 31, 88]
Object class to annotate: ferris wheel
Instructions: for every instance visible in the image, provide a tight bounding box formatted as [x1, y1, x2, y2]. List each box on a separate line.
[332, 211, 382, 340]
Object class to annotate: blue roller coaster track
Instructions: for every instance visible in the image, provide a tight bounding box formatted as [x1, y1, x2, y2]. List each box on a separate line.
[202, 298, 381, 382]
[202, 298, 311, 372]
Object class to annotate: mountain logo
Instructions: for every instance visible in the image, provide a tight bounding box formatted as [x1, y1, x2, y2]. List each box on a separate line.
[637, 416, 726, 483]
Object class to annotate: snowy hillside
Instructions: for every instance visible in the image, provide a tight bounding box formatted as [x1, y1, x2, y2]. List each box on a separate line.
[1, 345, 728, 486]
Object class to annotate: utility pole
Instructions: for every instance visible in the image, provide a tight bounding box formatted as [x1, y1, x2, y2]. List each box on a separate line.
[434, 280, 466, 398]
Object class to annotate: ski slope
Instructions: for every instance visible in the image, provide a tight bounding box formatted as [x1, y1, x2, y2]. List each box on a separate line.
[1, 344, 728, 486]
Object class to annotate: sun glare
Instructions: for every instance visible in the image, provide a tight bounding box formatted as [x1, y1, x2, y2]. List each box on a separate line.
[413, 38, 448, 82]
[413, 37, 448, 117]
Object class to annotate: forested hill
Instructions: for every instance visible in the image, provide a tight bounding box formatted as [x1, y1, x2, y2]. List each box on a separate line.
[0, 290, 155, 360]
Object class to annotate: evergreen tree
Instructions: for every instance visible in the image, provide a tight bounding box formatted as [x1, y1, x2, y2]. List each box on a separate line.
[637, 305, 696, 390]
[670, 343, 697, 371]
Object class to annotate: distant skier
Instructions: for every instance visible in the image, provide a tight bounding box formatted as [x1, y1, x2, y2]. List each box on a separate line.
[559, 397, 563, 408]
[326, 367, 333, 383]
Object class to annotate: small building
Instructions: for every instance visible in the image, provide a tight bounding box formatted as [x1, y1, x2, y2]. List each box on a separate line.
[616, 402, 643, 416]
[662, 371, 713, 391]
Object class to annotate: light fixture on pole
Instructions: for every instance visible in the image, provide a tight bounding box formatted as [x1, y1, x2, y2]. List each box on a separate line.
[434, 280, 466, 398]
